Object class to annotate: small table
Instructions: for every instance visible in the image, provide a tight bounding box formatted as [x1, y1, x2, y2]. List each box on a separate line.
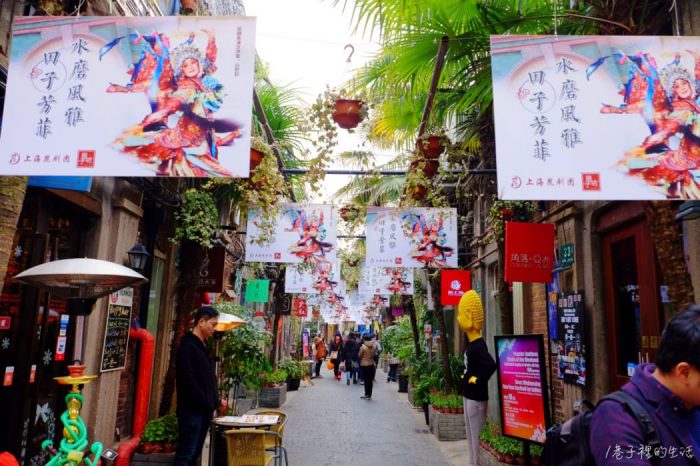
[209, 415, 281, 466]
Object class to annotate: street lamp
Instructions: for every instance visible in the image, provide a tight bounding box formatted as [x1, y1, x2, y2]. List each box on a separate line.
[127, 241, 150, 274]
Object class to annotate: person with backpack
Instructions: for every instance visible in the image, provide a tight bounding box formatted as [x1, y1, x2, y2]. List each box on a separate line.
[586, 305, 700, 465]
[313, 334, 327, 378]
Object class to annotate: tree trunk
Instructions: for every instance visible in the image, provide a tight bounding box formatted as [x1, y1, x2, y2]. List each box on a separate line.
[0, 177, 27, 296]
[429, 272, 454, 391]
[645, 202, 695, 311]
[404, 295, 422, 358]
[497, 241, 514, 335]
[158, 240, 201, 416]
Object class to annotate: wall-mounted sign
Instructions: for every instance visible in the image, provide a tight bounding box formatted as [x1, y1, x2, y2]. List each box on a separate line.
[495, 334, 549, 444]
[555, 291, 586, 386]
[100, 287, 133, 372]
[196, 246, 226, 293]
[440, 269, 471, 305]
[505, 222, 554, 283]
[245, 279, 270, 303]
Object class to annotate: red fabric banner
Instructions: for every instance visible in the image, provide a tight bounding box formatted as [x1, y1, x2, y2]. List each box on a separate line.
[293, 297, 308, 317]
[504, 222, 555, 283]
[440, 269, 471, 305]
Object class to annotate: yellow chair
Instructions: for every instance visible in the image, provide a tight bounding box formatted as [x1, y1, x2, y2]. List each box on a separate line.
[224, 428, 277, 466]
[245, 409, 288, 465]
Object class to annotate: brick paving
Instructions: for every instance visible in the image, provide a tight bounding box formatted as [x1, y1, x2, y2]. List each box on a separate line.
[280, 365, 469, 466]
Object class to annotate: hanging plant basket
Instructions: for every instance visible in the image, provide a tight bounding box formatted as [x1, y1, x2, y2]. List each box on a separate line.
[332, 99, 365, 129]
[339, 205, 360, 222]
[416, 135, 446, 159]
[410, 158, 440, 178]
[250, 147, 264, 171]
[409, 184, 428, 202]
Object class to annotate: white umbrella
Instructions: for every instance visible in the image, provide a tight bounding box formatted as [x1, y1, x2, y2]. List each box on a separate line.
[215, 312, 246, 332]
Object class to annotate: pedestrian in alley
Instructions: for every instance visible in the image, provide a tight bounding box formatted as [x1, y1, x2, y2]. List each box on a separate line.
[174, 306, 220, 466]
[387, 352, 399, 383]
[590, 304, 700, 465]
[329, 332, 344, 381]
[313, 334, 327, 378]
[343, 333, 359, 385]
[358, 334, 378, 400]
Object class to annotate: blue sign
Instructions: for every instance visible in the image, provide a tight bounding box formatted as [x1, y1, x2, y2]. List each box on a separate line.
[28, 177, 92, 192]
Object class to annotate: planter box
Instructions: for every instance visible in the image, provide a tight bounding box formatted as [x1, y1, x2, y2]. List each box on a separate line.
[478, 444, 538, 466]
[232, 397, 253, 415]
[430, 409, 466, 441]
[407, 384, 419, 408]
[259, 383, 287, 408]
[132, 452, 175, 466]
[398, 374, 409, 393]
[287, 377, 301, 391]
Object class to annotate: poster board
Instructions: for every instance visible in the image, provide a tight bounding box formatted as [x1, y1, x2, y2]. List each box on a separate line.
[494, 334, 549, 444]
[555, 291, 586, 386]
[100, 287, 133, 372]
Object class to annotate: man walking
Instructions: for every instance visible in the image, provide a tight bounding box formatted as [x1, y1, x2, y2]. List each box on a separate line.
[174, 306, 220, 466]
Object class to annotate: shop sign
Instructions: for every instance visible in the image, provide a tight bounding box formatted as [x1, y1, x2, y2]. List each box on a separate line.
[0, 316, 11, 330]
[245, 280, 270, 303]
[495, 334, 549, 444]
[196, 246, 226, 293]
[505, 222, 554, 283]
[440, 269, 471, 305]
[555, 291, 586, 386]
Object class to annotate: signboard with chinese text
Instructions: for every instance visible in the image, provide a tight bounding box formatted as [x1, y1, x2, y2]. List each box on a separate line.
[100, 287, 133, 372]
[195, 246, 226, 292]
[491, 35, 700, 200]
[0, 16, 256, 177]
[440, 269, 471, 305]
[358, 266, 414, 296]
[245, 279, 269, 303]
[495, 334, 549, 444]
[366, 207, 458, 268]
[555, 291, 586, 386]
[285, 261, 341, 295]
[246, 204, 337, 264]
[504, 222, 554, 283]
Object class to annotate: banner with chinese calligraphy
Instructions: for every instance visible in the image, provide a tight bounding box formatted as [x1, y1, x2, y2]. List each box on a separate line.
[365, 207, 458, 268]
[246, 204, 338, 264]
[440, 269, 471, 305]
[292, 296, 308, 317]
[555, 291, 586, 386]
[504, 222, 554, 283]
[0, 16, 256, 177]
[358, 266, 414, 296]
[491, 35, 700, 200]
[285, 262, 341, 295]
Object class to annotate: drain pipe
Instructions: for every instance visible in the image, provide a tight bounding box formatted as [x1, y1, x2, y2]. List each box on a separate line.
[116, 328, 155, 466]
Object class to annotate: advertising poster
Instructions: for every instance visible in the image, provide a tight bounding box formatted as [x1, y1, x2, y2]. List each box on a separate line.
[0, 16, 256, 177]
[358, 266, 414, 296]
[302, 329, 310, 358]
[555, 291, 586, 386]
[495, 334, 549, 444]
[491, 35, 700, 200]
[546, 274, 560, 353]
[366, 207, 458, 269]
[285, 262, 341, 295]
[246, 204, 337, 264]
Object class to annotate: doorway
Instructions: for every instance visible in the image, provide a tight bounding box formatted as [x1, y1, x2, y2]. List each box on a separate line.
[602, 220, 662, 391]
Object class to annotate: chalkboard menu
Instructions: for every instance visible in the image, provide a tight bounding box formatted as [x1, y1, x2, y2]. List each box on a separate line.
[100, 287, 133, 372]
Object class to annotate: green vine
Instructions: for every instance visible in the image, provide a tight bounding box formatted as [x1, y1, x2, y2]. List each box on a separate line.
[487, 199, 536, 242]
[173, 189, 219, 248]
[339, 239, 366, 291]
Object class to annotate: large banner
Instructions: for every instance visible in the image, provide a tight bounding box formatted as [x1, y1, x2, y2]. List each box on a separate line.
[491, 35, 700, 200]
[285, 262, 341, 295]
[358, 266, 414, 296]
[0, 16, 256, 177]
[246, 204, 338, 264]
[365, 207, 458, 268]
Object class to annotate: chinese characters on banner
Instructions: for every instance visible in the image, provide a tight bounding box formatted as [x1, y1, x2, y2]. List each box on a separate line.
[358, 266, 415, 296]
[440, 269, 471, 305]
[491, 35, 700, 200]
[504, 222, 554, 283]
[555, 291, 586, 386]
[246, 204, 338, 264]
[365, 207, 458, 268]
[0, 16, 256, 177]
[292, 296, 308, 317]
[495, 335, 549, 443]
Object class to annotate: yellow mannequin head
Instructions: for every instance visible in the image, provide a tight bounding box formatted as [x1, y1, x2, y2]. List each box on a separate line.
[458, 290, 484, 342]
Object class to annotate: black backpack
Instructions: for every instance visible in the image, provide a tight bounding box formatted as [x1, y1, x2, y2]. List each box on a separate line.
[542, 391, 661, 466]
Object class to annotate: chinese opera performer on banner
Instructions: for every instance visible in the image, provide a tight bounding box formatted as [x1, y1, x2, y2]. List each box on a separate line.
[312, 261, 337, 294]
[590, 50, 700, 199]
[101, 29, 241, 176]
[386, 268, 410, 295]
[402, 213, 454, 268]
[286, 209, 334, 264]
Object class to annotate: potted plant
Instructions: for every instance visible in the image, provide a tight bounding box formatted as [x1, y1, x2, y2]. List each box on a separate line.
[249, 134, 272, 171]
[416, 129, 450, 159]
[279, 358, 306, 391]
[260, 369, 288, 408]
[138, 414, 178, 457]
[530, 444, 543, 466]
[488, 199, 536, 242]
[172, 189, 219, 248]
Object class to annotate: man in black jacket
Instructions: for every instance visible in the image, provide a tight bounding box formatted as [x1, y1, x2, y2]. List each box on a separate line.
[174, 306, 219, 466]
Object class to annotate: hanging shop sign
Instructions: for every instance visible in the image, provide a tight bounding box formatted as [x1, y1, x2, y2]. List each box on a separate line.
[195, 246, 226, 292]
[495, 334, 549, 444]
[491, 35, 700, 200]
[245, 279, 270, 303]
[302, 329, 310, 358]
[366, 207, 458, 269]
[246, 204, 338, 264]
[292, 296, 308, 318]
[0, 16, 256, 177]
[358, 266, 414, 296]
[555, 291, 586, 386]
[505, 222, 554, 283]
[440, 269, 471, 305]
[100, 287, 133, 372]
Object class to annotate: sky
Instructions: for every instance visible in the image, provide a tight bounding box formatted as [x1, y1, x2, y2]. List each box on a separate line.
[245, 0, 391, 204]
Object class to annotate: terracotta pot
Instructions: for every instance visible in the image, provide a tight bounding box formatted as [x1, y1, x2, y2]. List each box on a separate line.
[504, 453, 515, 464]
[163, 442, 176, 453]
[416, 135, 445, 159]
[409, 184, 427, 201]
[140, 442, 155, 454]
[410, 158, 439, 178]
[516, 455, 526, 465]
[457, 407, 464, 414]
[180, 0, 197, 10]
[339, 206, 359, 222]
[250, 148, 264, 171]
[531, 456, 541, 466]
[332, 99, 364, 129]
[152, 443, 164, 454]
